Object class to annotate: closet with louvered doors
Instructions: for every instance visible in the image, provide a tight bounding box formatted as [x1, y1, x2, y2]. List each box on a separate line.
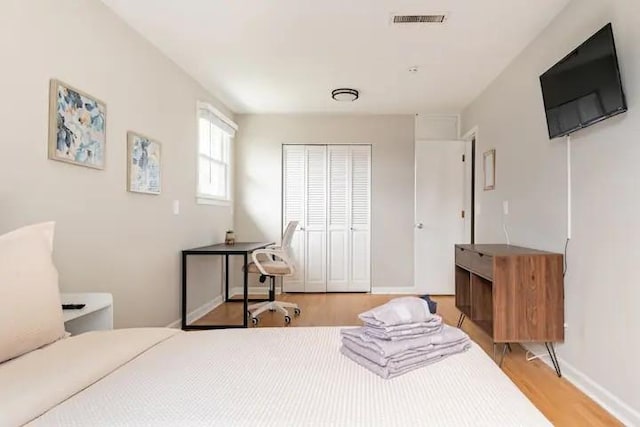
[282, 145, 371, 293]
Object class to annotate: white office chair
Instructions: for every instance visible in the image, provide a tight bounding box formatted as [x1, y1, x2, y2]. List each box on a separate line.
[246, 221, 300, 325]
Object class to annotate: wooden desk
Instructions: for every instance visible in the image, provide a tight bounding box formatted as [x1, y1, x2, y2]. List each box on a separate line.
[181, 242, 274, 330]
[454, 244, 564, 376]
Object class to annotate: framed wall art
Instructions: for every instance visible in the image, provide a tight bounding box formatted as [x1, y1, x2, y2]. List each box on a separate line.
[127, 132, 161, 195]
[48, 79, 106, 169]
[483, 149, 496, 191]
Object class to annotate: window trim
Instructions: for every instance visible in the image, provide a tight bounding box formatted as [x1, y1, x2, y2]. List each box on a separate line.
[196, 101, 237, 206]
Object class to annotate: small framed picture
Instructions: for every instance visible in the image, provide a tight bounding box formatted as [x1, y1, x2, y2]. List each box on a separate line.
[127, 132, 161, 195]
[483, 149, 496, 191]
[48, 79, 106, 169]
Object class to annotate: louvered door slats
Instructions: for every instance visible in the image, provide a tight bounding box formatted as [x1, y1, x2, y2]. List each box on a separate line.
[351, 146, 371, 227]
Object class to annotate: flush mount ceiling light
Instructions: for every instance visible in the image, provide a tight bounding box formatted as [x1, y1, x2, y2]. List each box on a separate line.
[408, 66, 419, 74]
[331, 88, 359, 102]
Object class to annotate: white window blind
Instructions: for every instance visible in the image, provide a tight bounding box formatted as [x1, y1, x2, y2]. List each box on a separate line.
[197, 104, 237, 203]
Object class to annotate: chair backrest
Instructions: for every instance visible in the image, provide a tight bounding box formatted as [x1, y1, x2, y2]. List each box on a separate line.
[281, 221, 298, 250]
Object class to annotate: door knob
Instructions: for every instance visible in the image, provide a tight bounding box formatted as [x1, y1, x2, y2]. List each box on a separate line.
[415, 223, 424, 229]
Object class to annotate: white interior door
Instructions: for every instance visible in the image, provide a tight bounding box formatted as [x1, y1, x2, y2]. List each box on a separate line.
[327, 146, 349, 291]
[303, 146, 327, 292]
[349, 146, 371, 291]
[282, 145, 305, 292]
[414, 140, 465, 295]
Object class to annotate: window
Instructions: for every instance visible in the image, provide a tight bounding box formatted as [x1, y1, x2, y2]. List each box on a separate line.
[197, 103, 237, 204]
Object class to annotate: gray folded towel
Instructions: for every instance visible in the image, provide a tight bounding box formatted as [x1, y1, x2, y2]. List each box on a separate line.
[364, 319, 443, 341]
[341, 324, 467, 359]
[340, 340, 470, 379]
[342, 332, 469, 367]
[358, 297, 434, 327]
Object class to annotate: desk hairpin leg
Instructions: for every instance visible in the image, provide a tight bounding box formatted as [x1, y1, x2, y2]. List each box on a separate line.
[545, 342, 562, 377]
[496, 343, 512, 367]
[456, 313, 466, 328]
[498, 344, 509, 367]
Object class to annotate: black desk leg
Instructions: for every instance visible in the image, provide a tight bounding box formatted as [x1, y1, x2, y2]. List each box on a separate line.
[269, 276, 275, 301]
[243, 253, 248, 328]
[225, 254, 229, 303]
[181, 252, 187, 330]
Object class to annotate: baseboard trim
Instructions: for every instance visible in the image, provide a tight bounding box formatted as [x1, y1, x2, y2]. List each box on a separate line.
[522, 343, 639, 426]
[370, 287, 417, 295]
[166, 295, 223, 329]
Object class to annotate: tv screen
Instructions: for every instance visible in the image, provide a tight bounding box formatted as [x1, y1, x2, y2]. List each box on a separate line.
[540, 23, 627, 139]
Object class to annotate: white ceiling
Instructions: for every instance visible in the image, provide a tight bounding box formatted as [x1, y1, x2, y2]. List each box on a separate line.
[101, 0, 570, 115]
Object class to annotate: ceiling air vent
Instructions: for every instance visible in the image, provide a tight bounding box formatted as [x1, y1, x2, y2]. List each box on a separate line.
[391, 14, 447, 24]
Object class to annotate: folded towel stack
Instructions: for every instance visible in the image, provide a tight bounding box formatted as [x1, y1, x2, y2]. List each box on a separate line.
[340, 297, 471, 379]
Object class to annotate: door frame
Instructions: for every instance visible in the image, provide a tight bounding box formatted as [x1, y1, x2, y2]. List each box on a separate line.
[461, 127, 478, 244]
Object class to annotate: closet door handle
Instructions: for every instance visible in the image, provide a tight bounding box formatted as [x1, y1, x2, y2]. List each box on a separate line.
[299, 227, 305, 231]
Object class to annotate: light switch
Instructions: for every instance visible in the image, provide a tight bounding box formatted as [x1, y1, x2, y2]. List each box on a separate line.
[173, 200, 180, 215]
[503, 200, 509, 215]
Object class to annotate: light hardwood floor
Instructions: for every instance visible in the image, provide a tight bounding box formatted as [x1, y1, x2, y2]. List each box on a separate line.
[195, 293, 621, 426]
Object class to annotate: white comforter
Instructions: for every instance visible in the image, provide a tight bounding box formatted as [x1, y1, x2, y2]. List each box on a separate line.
[2, 327, 551, 426]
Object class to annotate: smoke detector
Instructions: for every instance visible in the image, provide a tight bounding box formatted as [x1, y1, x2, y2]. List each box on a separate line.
[390, 13, 448, 25]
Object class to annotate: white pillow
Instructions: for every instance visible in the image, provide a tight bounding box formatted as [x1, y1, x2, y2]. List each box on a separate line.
[0, 222, 66, 363]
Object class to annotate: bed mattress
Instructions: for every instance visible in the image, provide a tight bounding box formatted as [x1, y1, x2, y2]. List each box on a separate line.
[22, 327, 551, 426]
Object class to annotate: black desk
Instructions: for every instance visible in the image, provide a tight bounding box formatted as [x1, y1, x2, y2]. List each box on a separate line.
[181, 242, 274, 330]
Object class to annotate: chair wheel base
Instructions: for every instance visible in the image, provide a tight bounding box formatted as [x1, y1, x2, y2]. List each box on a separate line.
[294, 308, 301, 316]
[284, 315, 291, 324]
[251, 317, 259, 326]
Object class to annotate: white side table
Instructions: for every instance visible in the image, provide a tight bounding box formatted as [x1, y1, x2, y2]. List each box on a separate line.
[61, 293, 113, 335]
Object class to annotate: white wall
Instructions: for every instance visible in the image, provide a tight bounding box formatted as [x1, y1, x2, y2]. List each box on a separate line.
[234, 114, 415, 291]
[461, 0, 639, 423]
[0, 0, 233, 328]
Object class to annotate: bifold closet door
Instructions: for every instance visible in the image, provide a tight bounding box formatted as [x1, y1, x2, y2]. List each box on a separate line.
[282, 145, 327, 292]
[327, 146, 350, 291]
[349, 146, 371, 291]
[303, 146, 328, 292]
[327, 145, 371, 292]
[283, 144, 369, 293]
[282, 145, 305, 292]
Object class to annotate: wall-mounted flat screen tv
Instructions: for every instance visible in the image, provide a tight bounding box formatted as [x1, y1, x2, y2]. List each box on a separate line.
[540, 23, 627, 139]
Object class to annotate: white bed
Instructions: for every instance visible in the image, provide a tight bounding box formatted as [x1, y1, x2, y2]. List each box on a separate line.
[1, 327, 551, 426]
